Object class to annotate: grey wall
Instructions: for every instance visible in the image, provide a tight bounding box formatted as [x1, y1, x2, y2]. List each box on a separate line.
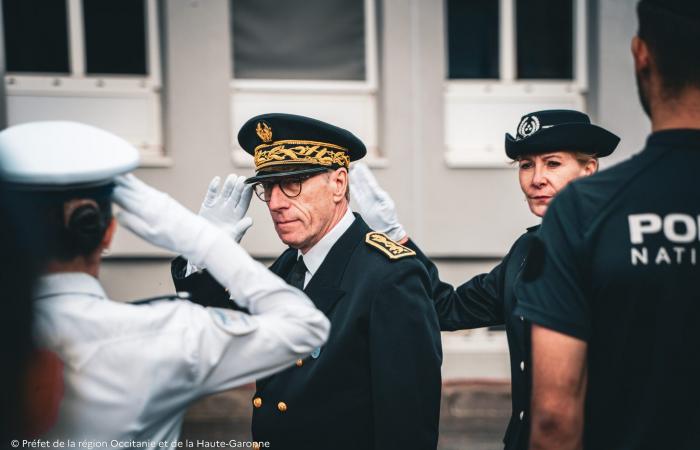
[588, 0, 649, 169]
[102, 0, 649, 300]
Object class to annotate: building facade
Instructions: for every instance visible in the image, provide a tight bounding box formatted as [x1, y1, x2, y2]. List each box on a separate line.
[1, 0, 648, 379]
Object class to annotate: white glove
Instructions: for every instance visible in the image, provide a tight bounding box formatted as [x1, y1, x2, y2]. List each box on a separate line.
[113, 174, 224, 266]
[349, 162, 407, 242]
[199, 174, 253, 243]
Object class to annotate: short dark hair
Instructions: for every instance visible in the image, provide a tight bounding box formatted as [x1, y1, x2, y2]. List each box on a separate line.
[637, 1, 700, 95]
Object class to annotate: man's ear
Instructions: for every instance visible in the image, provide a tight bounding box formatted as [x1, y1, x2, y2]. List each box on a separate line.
[631, 35, 650, 74]
[331, 168, 349, 203]
[101, 218, 117, 251]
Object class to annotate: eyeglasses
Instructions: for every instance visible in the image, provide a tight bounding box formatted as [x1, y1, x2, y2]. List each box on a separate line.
[253, 173, 321, 202]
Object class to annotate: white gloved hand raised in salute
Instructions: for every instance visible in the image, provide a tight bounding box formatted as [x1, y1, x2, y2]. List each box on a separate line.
[350, 162, 408, 243]
[189, 174, 253, 274]
[113, 174, 224, 268]
[199, 174, 253, 243]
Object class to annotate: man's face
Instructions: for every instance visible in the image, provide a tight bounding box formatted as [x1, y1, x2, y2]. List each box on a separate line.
[266, 170, 341, 252]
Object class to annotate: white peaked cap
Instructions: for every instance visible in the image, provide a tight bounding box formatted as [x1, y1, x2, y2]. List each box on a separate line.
[0, 121, 140, 187]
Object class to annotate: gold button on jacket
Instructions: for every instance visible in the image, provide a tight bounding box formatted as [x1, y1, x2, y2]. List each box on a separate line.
[277, 401, 287, 412]
[253, 397, 262, 408]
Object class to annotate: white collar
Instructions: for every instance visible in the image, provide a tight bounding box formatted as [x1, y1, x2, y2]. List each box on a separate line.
[298, 206, 355, 278]
[33, 272, 107, 301]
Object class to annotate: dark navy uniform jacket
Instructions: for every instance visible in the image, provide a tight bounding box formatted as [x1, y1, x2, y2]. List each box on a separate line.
[406, 226, 539, 450]
[172, 215, 442, 450]
[515, 130, 700, 450]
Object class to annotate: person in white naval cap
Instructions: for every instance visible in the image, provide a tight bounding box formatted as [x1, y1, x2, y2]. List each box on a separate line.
[0, 121, 330, 442]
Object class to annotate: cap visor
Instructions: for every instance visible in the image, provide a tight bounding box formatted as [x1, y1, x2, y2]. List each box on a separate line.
[245, 166, 330, 184]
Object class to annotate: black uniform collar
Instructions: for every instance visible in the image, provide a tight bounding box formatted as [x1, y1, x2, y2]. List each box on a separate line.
[646, 129, 700, 149]
[526, 224, 541, 233]
[278, 213, 370, 315]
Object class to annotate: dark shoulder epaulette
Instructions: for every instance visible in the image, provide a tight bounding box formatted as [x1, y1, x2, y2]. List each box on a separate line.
[365, 232, 416, 260]
[130, 291, 191, 305]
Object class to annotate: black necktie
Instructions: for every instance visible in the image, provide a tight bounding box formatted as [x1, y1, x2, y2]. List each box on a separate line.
[286, 256, 307, 290]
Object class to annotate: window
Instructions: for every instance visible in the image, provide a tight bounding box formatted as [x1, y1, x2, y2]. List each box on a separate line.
[444, 0, 587, 167]
[83, 0, 148, 76]
[229, 0, 380, 166]
[447, 0, 499, 79]
[2, 0, 165, 165]
[516, 0, 573, 79]
[4, 0, 70, 74]
[232, 0, 366, 81]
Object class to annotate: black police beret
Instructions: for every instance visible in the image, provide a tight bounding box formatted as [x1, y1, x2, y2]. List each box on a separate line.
[238, 113, 366, 183]
[504, 110, 620, 160]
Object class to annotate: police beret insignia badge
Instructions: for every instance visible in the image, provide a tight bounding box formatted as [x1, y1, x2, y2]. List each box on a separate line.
[365, 232, 416, 259]
[255, 121, 273, 143]
[517, 115, 540, 140]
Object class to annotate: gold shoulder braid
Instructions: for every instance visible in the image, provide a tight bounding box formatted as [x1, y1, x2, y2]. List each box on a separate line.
[365, 232, 416, 260]
[254, 140, 351, 171]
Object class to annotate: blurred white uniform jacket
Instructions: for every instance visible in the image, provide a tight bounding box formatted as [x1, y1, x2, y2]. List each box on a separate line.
[33, 272, 329, 442]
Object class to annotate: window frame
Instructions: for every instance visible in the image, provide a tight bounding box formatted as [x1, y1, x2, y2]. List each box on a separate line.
[230, 0, 378, 94]
[229, 0, 385, 168]
[444, 0, 588, 168]
[447, 0, 587, 87]
[3, 0, 167, 166]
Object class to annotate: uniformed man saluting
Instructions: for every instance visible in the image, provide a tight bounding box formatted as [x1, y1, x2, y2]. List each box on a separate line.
[513, 1, 700, 449]
[0, 121, 329, 441]
[172, 114, 442, 450]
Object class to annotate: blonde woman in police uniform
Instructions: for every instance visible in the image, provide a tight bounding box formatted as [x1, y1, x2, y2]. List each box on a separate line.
[350, 110, 619, 450]
[0, 121, 329, 442]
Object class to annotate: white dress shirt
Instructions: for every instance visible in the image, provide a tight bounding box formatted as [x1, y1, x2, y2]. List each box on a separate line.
[297, 206, 355, 288]
[34, 256, 329, 442]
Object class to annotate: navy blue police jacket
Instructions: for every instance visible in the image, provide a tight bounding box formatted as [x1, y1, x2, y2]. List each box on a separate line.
[171, 214, 442, 450]
[406, 226, 539, 450]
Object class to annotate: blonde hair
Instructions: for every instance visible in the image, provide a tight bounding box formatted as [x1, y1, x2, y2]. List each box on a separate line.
[573, 152, 599, 172]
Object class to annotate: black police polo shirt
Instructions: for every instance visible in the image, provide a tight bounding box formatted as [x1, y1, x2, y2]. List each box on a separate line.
[514, 130, 700, 450]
